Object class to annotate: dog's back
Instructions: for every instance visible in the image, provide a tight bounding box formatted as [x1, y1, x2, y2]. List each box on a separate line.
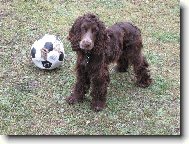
[105, 22, 142, 63]
[109, 22, 142, 47]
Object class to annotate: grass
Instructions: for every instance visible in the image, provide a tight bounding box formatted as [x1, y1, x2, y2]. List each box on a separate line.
[0, 0, 180, 135]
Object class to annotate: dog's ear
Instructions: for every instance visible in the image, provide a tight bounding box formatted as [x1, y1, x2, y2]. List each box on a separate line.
[69, 16, 83, 37]
[67, 16, 83, 51]
[67, 21, 78, 41]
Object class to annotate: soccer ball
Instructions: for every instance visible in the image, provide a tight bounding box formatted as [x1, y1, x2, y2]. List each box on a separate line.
[31, 34, 65, 70]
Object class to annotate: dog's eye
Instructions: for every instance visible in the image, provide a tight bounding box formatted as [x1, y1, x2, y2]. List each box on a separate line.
[81, 25, 88, 32]
[92, 27, 99, 33]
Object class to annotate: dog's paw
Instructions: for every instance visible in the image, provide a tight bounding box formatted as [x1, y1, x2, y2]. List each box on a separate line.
[111, 65, 128, 73]
[66, 96, 83, 105]
[91, 101, 106, 112]
[137, 78, 152, 88]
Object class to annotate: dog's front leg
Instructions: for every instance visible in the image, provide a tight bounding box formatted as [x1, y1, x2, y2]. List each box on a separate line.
[90, 68, 110, 112]
[66, 67, 90, 105]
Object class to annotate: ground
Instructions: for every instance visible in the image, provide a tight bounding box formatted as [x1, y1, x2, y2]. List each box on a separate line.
[0, 0, 180, 135]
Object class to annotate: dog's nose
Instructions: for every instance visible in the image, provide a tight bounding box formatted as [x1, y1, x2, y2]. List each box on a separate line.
[83, 40, 92, 47]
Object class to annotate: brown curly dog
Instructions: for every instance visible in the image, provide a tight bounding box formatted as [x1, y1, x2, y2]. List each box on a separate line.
[66, 13, 152, 111]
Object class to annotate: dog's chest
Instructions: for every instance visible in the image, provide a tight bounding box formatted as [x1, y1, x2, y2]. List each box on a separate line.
[80, 52, 92, 68]
[80, 53, 103, 71]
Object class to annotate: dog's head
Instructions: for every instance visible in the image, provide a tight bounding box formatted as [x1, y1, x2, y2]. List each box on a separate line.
[68, 13, 106, 53]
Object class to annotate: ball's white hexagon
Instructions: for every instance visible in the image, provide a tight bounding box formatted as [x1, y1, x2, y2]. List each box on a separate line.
[31, 34, 65, 70]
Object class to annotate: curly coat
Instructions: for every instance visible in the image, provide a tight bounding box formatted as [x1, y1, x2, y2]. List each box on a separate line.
[66, 13, 152, 111]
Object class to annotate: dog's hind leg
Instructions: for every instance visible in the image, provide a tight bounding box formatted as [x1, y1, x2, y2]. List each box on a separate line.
[130, 47, 152, 88]
[115, 52, 129, 72]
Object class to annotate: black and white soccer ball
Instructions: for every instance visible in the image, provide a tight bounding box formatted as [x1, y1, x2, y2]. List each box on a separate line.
[31, 34, 65, 70]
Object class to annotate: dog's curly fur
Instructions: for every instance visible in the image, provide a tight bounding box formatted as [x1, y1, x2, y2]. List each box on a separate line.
[66, 13, 152, 111]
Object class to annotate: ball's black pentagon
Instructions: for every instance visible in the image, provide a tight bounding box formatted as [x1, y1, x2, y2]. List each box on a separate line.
[41, 60, 52, 68]
[44, 42, 53, 52]
[59, 52, 64, 61]
[31, 47, 36, 58]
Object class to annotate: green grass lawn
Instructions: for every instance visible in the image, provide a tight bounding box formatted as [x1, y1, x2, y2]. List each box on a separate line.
[0, 0, 180, 135]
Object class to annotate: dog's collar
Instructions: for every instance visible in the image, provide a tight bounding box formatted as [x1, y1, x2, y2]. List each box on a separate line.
[81, 51, 91, 66]
[85, 52, 91, 64]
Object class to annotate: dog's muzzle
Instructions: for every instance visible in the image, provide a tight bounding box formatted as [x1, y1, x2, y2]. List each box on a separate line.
[80, 39, 94, 50]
